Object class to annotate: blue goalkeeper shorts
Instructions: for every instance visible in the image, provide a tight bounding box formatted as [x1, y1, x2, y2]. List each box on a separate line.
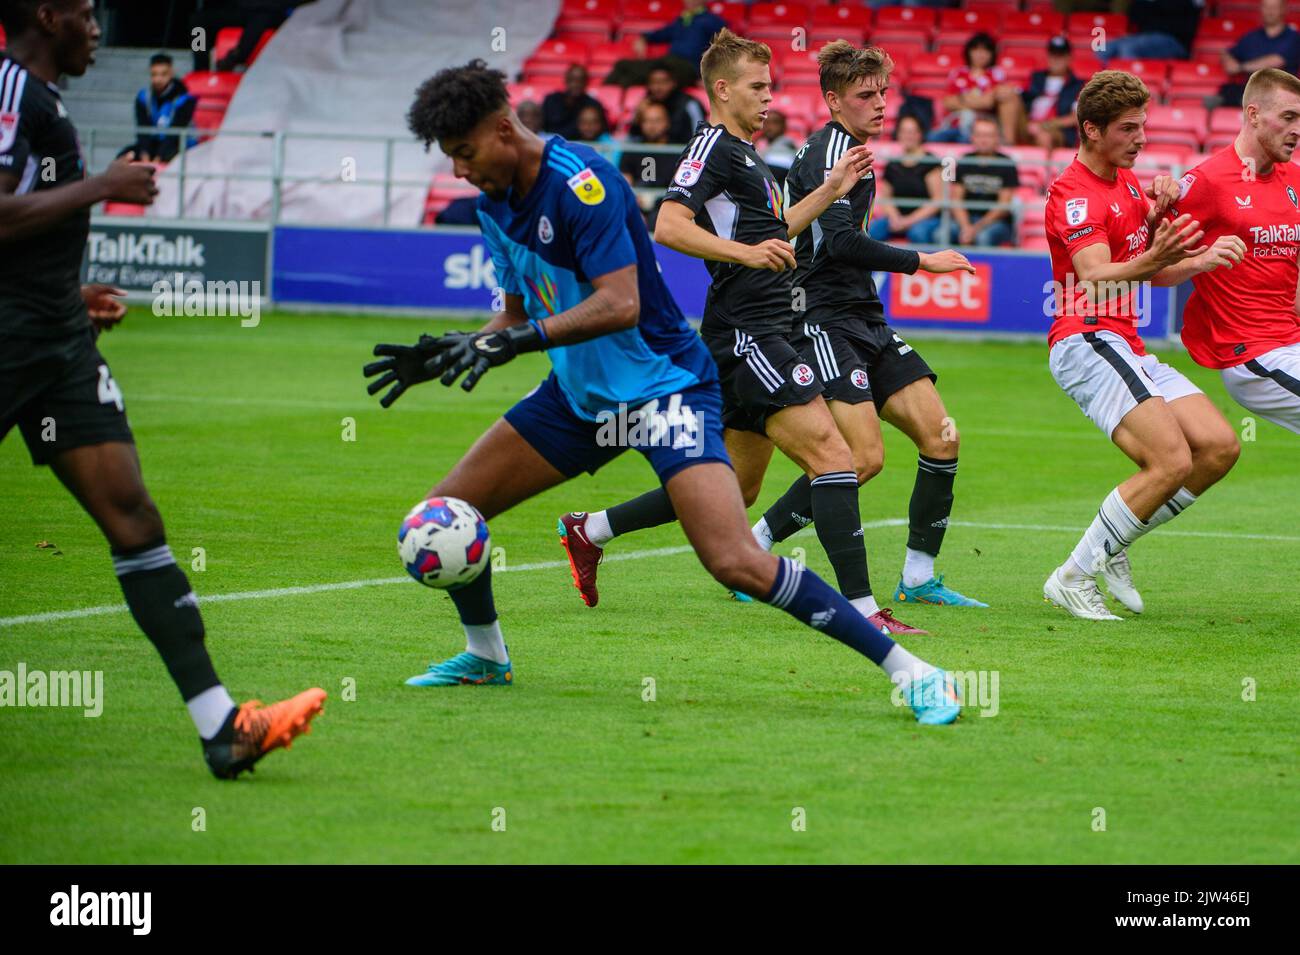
[504, 373, 731, 484]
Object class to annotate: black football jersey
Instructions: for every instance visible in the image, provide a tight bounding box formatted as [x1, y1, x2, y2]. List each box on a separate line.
[0, 54, 91, 348]
[661, 122, 794, 336]
[786, 121, 918, 325]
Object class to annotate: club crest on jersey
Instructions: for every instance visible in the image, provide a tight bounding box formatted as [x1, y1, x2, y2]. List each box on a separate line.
[1289, 186, 1298, 209]
[792, 363, 815, 387]
[1127, 182, 1140, 200]
[1066, 197, 1088, 226]
[537, 214, 554, 244]
[567, 168, 605, 205]
[674, 158, 703, 187]
[850, 369, 869, 390]
[0, 112, 18, 154]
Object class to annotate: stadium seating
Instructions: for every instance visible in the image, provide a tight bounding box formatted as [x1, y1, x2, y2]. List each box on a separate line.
[212, 28, 275, 68]
[873, 6, 938, 35]
[809, 5, 871, 44]
[185, 71, 243, 107]
[557, 0, 621, 37]
[707, 2, 750, 29]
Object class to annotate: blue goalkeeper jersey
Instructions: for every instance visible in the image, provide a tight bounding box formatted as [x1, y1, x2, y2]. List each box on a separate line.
[476, 137, 715, 421]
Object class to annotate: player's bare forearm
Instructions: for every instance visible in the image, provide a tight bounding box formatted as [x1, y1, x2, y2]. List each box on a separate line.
[477, 295, 529, 332]
[534, 264, 639, 346]
[0, 176, 110, 242]
[1150, 259, 1205, 287]
[784, 180, 839, 237]
[655, 204, 752, 265]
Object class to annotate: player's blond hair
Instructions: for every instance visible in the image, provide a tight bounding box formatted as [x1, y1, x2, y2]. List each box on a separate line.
[1242, 68, 1300, 108]
[1076, 70, 1150, 137]
[816, 40, 893, 96]
[700, 28, 772, 102]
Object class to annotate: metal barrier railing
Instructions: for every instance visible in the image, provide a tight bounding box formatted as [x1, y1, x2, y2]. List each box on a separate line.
[87, 124, 1189, 240]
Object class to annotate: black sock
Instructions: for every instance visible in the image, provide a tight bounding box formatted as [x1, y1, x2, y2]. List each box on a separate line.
[606, 487, 677, 536]
[449, 563, 497, 625]
[760, 474, 813, 543]
[112, 539, 221, 701]
[908, 455, 958, 556]
[810, 471, 871, 600]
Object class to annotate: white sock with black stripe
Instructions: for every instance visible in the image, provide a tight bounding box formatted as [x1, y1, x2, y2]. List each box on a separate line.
[1144, 486, 1198, 531]
[1064, 487, 1150, 581]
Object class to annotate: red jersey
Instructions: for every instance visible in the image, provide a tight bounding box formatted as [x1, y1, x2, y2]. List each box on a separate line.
[1171, 145, 1300, 369]
[1046, 158, 1152, 354]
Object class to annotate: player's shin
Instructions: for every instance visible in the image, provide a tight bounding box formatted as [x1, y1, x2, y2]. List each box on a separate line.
[448, 564, 508, 664]
[112, 539, 234, 738]
[756, 474, 813, 549]
[809, 471, 877, 614]
[598, 487, 677, 544]
[761, 556, 935, 688]
[903, 454, 958, 587]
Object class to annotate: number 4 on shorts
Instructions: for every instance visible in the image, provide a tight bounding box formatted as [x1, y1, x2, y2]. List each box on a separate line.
[97, 364, 124, 412]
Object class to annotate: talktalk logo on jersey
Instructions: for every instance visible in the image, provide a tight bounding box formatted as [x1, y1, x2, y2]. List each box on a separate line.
[890, 263, 992, 322]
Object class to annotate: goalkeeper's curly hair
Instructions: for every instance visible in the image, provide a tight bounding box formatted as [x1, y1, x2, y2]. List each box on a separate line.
[408, 59, 510, 150]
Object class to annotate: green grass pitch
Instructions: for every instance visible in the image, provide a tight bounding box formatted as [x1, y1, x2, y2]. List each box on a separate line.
[1, 310, 1296, 864]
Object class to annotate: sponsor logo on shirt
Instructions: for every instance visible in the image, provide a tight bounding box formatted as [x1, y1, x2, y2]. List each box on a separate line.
[1247, 222, 1300, 258]
[674, 158, 704, 187]
[537, 215, 554, 244]
[891, 263, 993, 322]
[1065, 197, 1088, 226]
[0, 112, 18, 154]
[567, 168, 605, 205]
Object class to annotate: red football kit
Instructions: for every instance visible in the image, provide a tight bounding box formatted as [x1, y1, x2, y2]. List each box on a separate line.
[1046, 158, 1152, 354]
[1171, 144, 1300, 369]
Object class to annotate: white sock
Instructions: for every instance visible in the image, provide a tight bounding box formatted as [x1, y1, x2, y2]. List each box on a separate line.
[1145, 486, 1197, 531]
[851, 593, 880, 617]
[1068, 486, 1150, 578]
[465, 620, 509, 664]
[881, 644, 936, 690]
[752, 517, 775, 552]
[188, 684, 236, 740]
[901, 548, 935, 588]
[584, 510, 613, 547]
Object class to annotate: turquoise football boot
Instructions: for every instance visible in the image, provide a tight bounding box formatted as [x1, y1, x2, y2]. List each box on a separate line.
[406, 652, 513, 687]
[907, 670, 961, 725]
[895, 574, 988, 608]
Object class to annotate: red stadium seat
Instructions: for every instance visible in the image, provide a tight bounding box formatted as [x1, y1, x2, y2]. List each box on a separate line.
[811, 4, 871, 40]
[531, 38, 592, 66]
[508, 80, 564, 106]
[192, 101, 227, 136]
[1005, 11, 1066, 37]
[939, 9, 999, 37]
[1209, 107, 1241, 135]
[1199, 17, 1253, 43]
[1204, 134, 1235, 153]
[748, 2, 808, 28]
[1067, 12, 1127, 43]
[620, 0, 683, 36]
[1167, 60, 1228, 102]
[707, 1, 749, 29]
[561, 0, 617, 17]
[780, 48, 823, 83]
[184, 71, 242, 106]
[769, 91, 816, 127]
[932, 42, 968, 62]
[589, 85, 625, 121]
[212, 28, 275, 68]
[0, 25, 6, 47]
[1111, 58, 1173, 95]
[909, 52, 962, 78]
[1146, 104, 1209, 149]
[872, 6, 938, 34]
[589, 38, 640, 71]
[997, 50, 1048, 74]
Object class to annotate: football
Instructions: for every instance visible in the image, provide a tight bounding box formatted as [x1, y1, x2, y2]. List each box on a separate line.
[397, 495, 490, 589]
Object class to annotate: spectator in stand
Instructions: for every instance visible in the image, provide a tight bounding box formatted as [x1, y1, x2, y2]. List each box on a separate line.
[933, 33, 1026, 145]
[756, 109, 799, 186]
[630, 64, 706, 144]
[1023, 36, 1085, 151]
[542, 65, 607, 140]
[620, 101, 674, 224]
[1100, 0, 1204, 63]
[1207, 0, 1300, 109]
[575, 102, 622, 169]
[936, 116, 1019, 247]
[868, 115, 944, 243]
[191, 1, 307, 72]
[127, 54, 196, 164]
[603, 0, 726, 88]
[516, 100, 546, 137]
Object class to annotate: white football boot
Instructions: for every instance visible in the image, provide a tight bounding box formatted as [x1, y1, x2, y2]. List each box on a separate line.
[1043, 567, 1122, 621]
[1099, 550, 1144, 614]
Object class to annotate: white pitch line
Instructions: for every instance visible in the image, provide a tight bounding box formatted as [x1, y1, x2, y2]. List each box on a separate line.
[0, 544, 694, 629]
[3, 515, 1295, 630]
